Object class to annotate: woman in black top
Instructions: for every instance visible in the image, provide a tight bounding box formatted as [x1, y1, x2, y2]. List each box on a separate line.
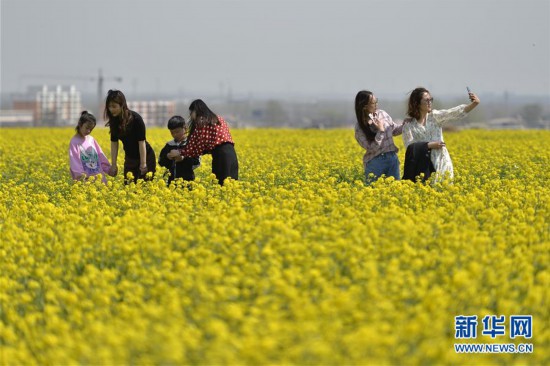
[104, 89, 156, 183]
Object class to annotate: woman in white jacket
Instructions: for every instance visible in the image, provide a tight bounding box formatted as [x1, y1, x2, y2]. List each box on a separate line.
[402, 87, 480, 180]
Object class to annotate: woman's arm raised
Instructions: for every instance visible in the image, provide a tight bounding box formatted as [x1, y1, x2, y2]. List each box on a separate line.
[464, 92, 480, 113]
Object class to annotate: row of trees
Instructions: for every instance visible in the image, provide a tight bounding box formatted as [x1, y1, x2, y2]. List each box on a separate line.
[189, 99, 549, 129]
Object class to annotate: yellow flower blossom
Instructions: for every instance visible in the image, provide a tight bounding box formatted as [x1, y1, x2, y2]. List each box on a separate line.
[0, 128, 548, 364]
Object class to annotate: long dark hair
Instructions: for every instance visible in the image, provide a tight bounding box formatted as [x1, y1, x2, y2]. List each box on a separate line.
[188, 99, 220, 137]
[104, 89, 132, 135]
[407, 87, 430, 121]
[75, 110, 96, 135]
[354, 90, 377, 142]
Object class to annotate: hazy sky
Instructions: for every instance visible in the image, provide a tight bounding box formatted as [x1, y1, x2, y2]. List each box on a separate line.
[1, 0, 549, 99]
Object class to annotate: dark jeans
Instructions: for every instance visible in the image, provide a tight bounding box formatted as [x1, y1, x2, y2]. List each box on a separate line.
[211, 143, 238, 185]
[364, 151, 400, 184]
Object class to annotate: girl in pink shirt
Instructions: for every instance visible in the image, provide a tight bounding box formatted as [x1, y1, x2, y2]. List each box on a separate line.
[68, 111, 111, 182]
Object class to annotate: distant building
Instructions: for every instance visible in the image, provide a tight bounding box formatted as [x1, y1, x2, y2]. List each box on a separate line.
[36, 85, 82, 126]
[13, 100, 39, 122]
[127, 101, 176, 126]
[8, 85, 83, 126]
[486, 117, 526, 129]
[0, 110, 34, 127]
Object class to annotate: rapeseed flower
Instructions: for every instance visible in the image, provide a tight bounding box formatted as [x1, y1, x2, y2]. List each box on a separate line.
[0, 128, 548, 364]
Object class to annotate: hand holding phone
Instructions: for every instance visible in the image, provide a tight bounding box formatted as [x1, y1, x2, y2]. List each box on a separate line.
[466, 86, 479, 104]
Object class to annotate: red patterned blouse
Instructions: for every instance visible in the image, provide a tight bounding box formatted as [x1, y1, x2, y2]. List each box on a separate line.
[179, 116, 234, 158]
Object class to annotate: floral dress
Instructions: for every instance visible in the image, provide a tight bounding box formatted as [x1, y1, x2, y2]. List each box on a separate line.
[402, 105, 468, 180]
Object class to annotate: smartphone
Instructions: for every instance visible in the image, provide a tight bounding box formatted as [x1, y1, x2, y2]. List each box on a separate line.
[466, 86, 472, 94]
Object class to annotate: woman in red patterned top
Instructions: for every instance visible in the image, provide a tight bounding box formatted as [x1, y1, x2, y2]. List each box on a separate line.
[167, 99, 238, 185]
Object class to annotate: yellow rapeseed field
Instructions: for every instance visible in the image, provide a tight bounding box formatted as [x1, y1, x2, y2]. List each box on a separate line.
[0, 127, 548, 365]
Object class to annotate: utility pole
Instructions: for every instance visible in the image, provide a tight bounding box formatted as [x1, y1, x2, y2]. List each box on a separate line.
[98, 68, 104, 115]
[97, 68, 123, 116]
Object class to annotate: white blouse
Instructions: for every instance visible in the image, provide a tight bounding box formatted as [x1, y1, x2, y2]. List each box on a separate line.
[402, 105, 468, 180]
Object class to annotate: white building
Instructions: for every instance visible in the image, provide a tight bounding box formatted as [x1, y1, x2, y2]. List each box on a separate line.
[127, 100, 176, 126]
[36, 85, 82, 126]
[0, 110, 34, 127]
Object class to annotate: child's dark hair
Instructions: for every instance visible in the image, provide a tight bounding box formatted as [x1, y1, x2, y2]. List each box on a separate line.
[76, 111, 96, 133]
[167, 115, 186, 130]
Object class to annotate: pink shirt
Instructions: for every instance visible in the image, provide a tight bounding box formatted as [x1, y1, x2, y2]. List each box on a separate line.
[68, 135, 111, 182]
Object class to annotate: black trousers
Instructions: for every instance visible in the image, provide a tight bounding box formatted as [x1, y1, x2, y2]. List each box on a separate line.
[124, 149, 157, 184]
[211, 143, 238, 185]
